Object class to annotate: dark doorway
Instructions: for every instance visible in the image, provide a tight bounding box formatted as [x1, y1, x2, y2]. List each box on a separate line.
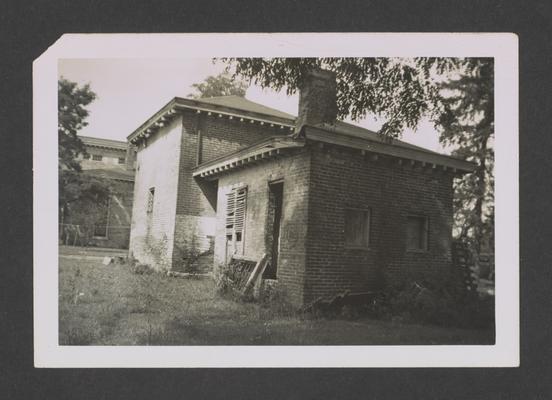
[265, 181, 284, 279]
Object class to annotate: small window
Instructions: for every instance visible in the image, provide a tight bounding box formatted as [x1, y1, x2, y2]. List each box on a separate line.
[406, 216, 429, 251]
[82, 153, 90, 160]
[345, 209, 371, 247]
[92, 154, 103, 161]
[147, 188, 155, 214]
[118, 157, 126, 164]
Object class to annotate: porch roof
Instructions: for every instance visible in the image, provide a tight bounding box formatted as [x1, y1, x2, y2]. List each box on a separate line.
[192, 136, 305, 180]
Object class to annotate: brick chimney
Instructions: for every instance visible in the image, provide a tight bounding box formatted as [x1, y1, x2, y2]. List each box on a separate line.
[294, 68, 338, 136]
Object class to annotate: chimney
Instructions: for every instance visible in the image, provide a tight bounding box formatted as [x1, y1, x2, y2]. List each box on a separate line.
[294, 68, 338, 136]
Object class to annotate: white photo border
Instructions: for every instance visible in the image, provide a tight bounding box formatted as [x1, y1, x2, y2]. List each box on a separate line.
[34, 33, 519, 368]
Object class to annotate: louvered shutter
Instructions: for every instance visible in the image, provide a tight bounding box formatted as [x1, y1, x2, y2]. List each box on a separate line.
[233, 187, 247, 236]
[226, 186, 247, 240]
[226, 191, 236, 237]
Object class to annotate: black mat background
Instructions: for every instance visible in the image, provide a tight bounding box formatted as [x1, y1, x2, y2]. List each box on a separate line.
[1, 1, 550, 398]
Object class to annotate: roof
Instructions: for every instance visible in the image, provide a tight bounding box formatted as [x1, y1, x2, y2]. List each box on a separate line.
[127, 96, 295, 143]
[128, 95, 474, 174]
[193, 123, 475, 178]
[83, 168, 135, 182]
[80, 135, 128, 151]
[303, 124, 475, 173]
[196, 96, 295, 120]
[319, 121, 444, 156]
[192, 136, 305, 179]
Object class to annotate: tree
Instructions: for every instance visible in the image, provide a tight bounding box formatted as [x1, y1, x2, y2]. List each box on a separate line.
[58, 78, 96, 172]
[222, 57, 494, 252]
[58, 78, 109, 226]
[221, 57, 459, 138]
[436, 58, 494, 252]
[189, 72, 249, 99]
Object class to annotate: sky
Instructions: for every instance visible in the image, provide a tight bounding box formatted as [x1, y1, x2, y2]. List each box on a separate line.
[58, 58, 446, 153]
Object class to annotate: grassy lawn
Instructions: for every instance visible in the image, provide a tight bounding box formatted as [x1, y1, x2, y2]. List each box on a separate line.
[59, 251, 494, 346]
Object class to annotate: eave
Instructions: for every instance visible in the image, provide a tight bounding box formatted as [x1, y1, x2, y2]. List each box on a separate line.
[127, 97, 296, 145]
[304, 126, 476, 174]
[192, 136, 305, 180]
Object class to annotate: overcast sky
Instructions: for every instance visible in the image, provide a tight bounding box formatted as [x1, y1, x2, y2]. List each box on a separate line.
[58, 58, 445, 153]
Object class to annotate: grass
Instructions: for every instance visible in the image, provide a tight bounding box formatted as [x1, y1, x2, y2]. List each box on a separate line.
[59, 252, 495, 346]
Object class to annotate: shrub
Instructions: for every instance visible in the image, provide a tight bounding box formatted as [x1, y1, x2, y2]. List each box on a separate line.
[259, 283, 295, 318]
[214, 263, 234, 295]
[132, 263, 154, 275]
[175, 244, 202, 275]
[382, 274, 494, 329]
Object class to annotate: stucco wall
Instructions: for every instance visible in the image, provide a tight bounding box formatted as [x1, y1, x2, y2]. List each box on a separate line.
[128, 116, 183, 270]
[213, 149, 311, 306]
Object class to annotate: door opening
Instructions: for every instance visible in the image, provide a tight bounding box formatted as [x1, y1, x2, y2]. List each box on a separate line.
[265, 181, 283, 279]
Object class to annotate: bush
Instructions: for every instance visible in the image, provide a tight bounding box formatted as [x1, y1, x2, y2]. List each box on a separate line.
[259, 283, 295, 318]
[132, 263, 154, 275]
[214, 263, 234, 295]
[382, 275, 494, 329]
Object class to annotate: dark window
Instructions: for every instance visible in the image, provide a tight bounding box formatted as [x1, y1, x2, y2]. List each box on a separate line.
[406, 216, 429, 251]
[82, 153, 90, 160]
[226, 186, 247, 244]
[92, 154, 102, 161]
[118, 157, 126, 164]
[147, 188, 155, 214]
[345, 209, 371, 247]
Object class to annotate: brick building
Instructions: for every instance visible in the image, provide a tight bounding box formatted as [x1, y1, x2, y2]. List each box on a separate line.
[61, 136, 135, 249]
[128, 70, 474, 307]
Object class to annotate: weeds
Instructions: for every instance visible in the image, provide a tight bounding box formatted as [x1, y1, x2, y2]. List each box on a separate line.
[59, 253, 494, 346]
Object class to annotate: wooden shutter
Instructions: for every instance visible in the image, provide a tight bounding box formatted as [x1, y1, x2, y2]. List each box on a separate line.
[234, 187, 247, 236]
[226, 186, 247, 239]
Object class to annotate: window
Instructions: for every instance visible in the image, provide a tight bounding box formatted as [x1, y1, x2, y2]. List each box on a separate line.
[92, 154, 103, 161]
[345, 209, 371, 247]
[147, 187, 155, 214]
[118, 157, 126, 164]
[406, 216, 429, 251]
[226, 186, 247, 243]
[93, 196, 110, 238]
[82, 153, 90, 160]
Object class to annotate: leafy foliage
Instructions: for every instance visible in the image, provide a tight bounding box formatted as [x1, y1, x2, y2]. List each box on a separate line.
[58, 78, 110, 225]
[436, 58, 494, 251]
[222, 57, 494, 251]
[188, 72, 248, 99]
[221, 57, 459, 138]
[58, 78, 96, 172]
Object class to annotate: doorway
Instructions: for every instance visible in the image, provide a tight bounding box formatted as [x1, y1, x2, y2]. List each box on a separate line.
[265, 181, 284, 279]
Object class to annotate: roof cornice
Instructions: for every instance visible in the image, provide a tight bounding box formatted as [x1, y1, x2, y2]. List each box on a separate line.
[192, 136, 305, 180]
[127, 97, 295, 144]
[304, 126, 476, 174]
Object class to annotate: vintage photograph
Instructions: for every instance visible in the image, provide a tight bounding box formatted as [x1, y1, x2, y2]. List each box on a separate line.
[56, 55, 496, 346]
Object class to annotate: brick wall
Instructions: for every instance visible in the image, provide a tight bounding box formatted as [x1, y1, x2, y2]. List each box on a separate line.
[213, 149, 311, 307]
[172, 110, 288, 269]
[128, 116, 183, 270]
[304, 144, 454, 303]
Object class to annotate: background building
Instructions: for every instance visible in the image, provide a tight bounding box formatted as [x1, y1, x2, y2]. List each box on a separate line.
[60, 136, 136, 249]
